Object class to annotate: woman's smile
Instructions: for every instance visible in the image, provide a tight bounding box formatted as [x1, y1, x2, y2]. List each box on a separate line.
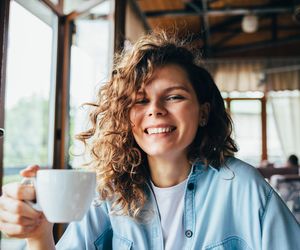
[144, 125, 176, 135]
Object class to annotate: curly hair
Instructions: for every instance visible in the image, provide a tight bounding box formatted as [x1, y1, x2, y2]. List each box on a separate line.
[76, 30, 238, 218]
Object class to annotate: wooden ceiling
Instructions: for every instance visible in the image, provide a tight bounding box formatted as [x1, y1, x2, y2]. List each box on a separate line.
[135, 0, 300, 58]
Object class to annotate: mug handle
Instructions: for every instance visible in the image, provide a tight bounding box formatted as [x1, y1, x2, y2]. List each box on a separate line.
[21, 177, 42, 211]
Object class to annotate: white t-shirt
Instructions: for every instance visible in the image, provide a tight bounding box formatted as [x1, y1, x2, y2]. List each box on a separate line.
[151, 179, 187, 250]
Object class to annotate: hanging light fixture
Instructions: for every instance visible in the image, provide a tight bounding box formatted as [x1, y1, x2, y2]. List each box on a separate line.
[241, 14, 259, 33]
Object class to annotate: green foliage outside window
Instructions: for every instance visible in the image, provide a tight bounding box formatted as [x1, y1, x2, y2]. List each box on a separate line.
[4, 95, 49, 167]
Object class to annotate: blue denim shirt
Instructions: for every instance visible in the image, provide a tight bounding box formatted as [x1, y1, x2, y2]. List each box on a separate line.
[56, 157, 300, 250]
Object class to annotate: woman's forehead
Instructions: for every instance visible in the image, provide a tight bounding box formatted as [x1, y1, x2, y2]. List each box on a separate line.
[130, 63, 194, 98]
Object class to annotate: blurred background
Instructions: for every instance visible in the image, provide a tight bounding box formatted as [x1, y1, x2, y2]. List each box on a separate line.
[0, 0, 300, 248]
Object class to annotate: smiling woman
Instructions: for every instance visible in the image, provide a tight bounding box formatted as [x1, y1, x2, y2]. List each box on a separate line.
[76, 33, 239, 221]
[0, 30, 299, 250]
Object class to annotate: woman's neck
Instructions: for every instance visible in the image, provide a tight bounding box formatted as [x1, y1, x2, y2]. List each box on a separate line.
[147, 155, 191, 188]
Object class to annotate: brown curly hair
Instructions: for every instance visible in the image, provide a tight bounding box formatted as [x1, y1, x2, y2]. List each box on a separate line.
[77, 30, 238, 218]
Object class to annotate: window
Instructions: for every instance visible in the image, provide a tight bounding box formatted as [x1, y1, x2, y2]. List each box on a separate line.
[1, 1, 57, 249]
[230, 100, 262, 166]
[3, 0, 57, 177]
[68, 1, 112, 168]
[224, 90, 296, 167]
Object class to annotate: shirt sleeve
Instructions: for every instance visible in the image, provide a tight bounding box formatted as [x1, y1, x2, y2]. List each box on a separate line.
[56, 202, 111, 250]
[261, 189, 300, 250]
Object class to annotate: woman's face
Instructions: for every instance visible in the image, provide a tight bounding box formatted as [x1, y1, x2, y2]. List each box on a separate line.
[129, 64, 207, 160]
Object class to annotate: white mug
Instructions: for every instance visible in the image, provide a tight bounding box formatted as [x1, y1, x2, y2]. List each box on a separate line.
[24, 169, 96, 223]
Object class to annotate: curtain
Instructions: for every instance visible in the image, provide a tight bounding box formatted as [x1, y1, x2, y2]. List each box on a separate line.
[266, 67, 300, 91]
[205, 58, 300, 92]
[206, 60, 264, 92]
[268, 92, 300, 158]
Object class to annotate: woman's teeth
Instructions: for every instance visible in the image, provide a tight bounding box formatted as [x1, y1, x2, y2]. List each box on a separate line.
[147, 127, 174, 135]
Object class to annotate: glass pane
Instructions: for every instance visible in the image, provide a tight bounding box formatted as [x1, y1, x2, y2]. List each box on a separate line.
[68, 1, 112, 168]
[2, 0, 57, 247]
[267, 100, 285, 166]
[230, 100, 262, 166]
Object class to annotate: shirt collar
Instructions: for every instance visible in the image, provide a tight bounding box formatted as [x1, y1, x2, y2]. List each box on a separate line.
[192, 160, 221, 173]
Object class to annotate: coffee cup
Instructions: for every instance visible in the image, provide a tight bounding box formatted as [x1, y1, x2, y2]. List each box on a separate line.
[23, 169, 96, 223]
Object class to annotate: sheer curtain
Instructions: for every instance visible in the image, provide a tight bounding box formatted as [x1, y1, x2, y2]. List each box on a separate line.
[205, 60, 264, 92]
[268, 92, 300, 158]
[206, 58, 300, 92]
[265, 59, 300, 159]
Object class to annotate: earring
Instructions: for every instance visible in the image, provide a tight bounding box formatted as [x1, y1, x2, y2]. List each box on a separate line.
[199, 120, 206, 127]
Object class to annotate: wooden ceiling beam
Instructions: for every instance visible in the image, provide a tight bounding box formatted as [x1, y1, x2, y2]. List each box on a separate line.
[144, 6, 293, 17]
[211, 25, 300, 32]
[210, 16, 242, 33]
[213, 34, 300, 55]
[187, 1, 211, 57]
[213, 32, 241, 48]
[271, 14, 278, 41]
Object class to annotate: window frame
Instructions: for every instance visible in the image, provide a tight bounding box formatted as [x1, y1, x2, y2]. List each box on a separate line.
[224, 95, 268, 163]
[0, 0, 10, 192]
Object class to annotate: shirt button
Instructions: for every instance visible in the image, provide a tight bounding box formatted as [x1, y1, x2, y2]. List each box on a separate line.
[187, 183, 194, 191]
[185, 230, 193, 238]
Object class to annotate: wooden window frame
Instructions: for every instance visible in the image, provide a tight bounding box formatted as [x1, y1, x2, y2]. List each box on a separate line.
[224, 95, 268, 162]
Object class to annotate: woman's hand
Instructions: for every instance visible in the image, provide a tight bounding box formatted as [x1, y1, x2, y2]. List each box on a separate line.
[0, 165, 53, 240]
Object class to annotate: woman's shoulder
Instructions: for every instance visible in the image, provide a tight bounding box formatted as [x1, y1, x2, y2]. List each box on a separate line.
[219, 156, 272, 193]
[223, 156, 264, 179]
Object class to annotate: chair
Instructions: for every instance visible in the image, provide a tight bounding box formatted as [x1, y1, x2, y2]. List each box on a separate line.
[257, 166, 298, 180]
[270, 174, 300, 223]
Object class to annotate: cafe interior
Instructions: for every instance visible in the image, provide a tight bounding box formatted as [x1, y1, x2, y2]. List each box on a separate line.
[0, 0, 300, 248]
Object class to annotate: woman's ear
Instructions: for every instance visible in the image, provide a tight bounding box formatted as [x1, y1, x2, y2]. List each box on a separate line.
[199, 102, 210, 127]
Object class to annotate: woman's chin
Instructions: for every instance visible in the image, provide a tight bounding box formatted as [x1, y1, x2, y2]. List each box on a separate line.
[145, 148, 186, 159]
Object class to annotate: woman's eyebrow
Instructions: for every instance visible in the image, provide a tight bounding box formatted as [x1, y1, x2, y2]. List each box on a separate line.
[136, 85, 191, 96]
[163, 85, 191, 93]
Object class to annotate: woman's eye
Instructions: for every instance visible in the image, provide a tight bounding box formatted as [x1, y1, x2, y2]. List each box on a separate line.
[135, 98, 148, 105]
[166, 95, 184, 101]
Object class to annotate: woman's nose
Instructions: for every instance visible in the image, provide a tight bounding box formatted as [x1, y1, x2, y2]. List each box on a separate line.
[147, 101, 167, 117]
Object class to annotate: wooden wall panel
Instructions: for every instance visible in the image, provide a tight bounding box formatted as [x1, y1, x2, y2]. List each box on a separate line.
[147, 16, 201, 36]
[137, 0, 184, 11]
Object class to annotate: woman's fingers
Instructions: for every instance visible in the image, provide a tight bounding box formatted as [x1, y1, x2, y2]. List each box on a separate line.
[0, 221, 38, 238]
[0, 209, 40, 227]
[20, 165, 40, 177]
[0, 165, 51, 239]
[0, 195, 43, 239]
[2, 182, 36, 201]
[0, 195, 41, 219]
